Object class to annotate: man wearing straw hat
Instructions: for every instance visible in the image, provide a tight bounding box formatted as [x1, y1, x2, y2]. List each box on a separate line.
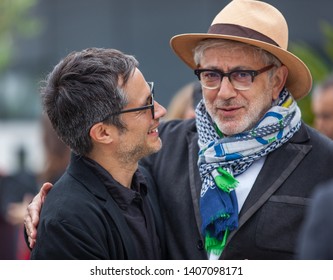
[25, 0, 333, 259]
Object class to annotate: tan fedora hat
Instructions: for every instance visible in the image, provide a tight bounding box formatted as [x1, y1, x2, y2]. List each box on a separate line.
[170, 0, 312, 100]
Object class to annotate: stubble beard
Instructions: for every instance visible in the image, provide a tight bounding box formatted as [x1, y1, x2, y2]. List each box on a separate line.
[206, 89, 274, 137]
[117, 138, 162, 165]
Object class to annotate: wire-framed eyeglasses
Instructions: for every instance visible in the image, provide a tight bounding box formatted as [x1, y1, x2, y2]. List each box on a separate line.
[194, 64, 275, 91]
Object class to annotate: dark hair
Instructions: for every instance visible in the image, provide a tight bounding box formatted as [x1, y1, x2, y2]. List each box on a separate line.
[41, 48, 138, 155]
[313, 74, 333, 96]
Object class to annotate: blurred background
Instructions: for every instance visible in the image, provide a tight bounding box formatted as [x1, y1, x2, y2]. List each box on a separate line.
[1, 0, 333, 174]
[2, 0, 333, 260]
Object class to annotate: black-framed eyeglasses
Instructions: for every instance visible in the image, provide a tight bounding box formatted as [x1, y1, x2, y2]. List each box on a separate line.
[103, 82, 155, 121]
[194, 64, 275, 91]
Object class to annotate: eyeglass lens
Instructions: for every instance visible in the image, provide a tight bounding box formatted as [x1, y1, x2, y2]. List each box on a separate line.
[195, 65, 274, 91]
[148, 82, 155, 119]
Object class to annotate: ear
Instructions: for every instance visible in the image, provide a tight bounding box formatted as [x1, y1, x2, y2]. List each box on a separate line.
[272, 65, 288, 100]
[89, 122, 115, 144]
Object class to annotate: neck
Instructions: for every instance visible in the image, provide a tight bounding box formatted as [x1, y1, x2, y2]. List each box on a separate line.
[87, 151, 138, 188]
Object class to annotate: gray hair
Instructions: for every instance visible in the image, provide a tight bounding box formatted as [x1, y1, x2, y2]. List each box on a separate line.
[193, 39, 282, 71]
[41, 48, 138, 156]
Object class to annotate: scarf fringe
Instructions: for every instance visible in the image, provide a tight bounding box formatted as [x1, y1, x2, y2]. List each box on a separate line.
[205, 228, 229, 255]
[213, 167, 238, 193]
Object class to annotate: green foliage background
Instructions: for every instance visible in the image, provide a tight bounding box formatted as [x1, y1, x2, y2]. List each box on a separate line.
[0, 0, 41, 72]
[290, 21, 333, 126]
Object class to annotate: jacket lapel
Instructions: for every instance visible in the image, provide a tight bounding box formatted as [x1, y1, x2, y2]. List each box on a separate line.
[226, 123, 312, 243]
[187, 126, 204, 237]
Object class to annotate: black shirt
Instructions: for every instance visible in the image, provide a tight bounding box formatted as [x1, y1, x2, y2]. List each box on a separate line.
[82, 157, 161, 259]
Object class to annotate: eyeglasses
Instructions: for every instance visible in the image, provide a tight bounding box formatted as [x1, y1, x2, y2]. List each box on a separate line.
[103, 82, 155, 120]
[194, 64, 275, 91]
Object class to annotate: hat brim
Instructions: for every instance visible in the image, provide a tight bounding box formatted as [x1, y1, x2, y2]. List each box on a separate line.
[170, 33, 312, 100]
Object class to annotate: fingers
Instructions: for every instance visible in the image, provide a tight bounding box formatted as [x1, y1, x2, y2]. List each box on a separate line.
[24, 182, 54, 248]
[28, 236, 36, 249]
[24, 210, 36, 248]
[31, 182, 53, 224]
[24, 196, 41, 248]
[40, 182, 53, 203]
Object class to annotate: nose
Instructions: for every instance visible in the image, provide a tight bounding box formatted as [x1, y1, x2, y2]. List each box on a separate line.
[154, 101, 167, 119]
[216, 76, 237, 99]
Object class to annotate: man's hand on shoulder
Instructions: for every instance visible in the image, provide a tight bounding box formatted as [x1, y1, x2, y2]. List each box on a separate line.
[24, 182, 53, 248]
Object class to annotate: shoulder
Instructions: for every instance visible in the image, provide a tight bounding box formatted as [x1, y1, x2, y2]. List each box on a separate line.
[313, 179, 333, 203]
[159, 119, 196, 134]
[157, 119, 198, 152]
[297, 178, 333, 259]
[294, 123, 333, 153]
[41, 172, 104, 223]
[309, 180, 333, 224]
[159, 119, 197, 142]
[141, 119, 198, 169]
[303, 123, 333, 146]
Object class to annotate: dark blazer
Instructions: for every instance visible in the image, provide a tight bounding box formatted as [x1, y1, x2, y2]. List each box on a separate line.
[140, 119, 333, 259]
[297, 179, 333, 259]
[30, 154, 164, 260]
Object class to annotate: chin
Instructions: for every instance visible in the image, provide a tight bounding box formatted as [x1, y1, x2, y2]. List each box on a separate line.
[217, 119, 251, 136]
[144, 143, 162, 158]
[151, 143, 162, 154]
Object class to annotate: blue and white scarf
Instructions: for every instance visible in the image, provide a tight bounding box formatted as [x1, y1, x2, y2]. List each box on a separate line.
[196, 88, 301, 256]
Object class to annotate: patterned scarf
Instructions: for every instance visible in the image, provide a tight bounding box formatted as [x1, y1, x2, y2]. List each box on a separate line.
[196, 88, 301, 256]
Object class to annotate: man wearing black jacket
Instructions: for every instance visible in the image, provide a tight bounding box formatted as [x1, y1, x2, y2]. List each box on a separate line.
[27, 47, 166, 259]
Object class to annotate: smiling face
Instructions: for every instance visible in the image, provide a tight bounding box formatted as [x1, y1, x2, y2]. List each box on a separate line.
[114, 68, 167, 163]
[198, 45, 283, 136]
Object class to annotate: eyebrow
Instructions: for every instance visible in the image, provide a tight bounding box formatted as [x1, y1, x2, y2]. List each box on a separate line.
[204, 65, 253, 72]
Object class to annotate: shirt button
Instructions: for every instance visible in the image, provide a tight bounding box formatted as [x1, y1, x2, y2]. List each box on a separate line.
[197, 240, 204, 250]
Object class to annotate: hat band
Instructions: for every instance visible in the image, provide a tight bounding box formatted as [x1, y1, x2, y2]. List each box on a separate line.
[208, 23, 279, 47]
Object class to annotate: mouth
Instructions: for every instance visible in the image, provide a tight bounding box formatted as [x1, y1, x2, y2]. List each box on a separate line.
[148, 127, 158, 134]
[219, 106, 242, 116]
[221, 106, 241, 111]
